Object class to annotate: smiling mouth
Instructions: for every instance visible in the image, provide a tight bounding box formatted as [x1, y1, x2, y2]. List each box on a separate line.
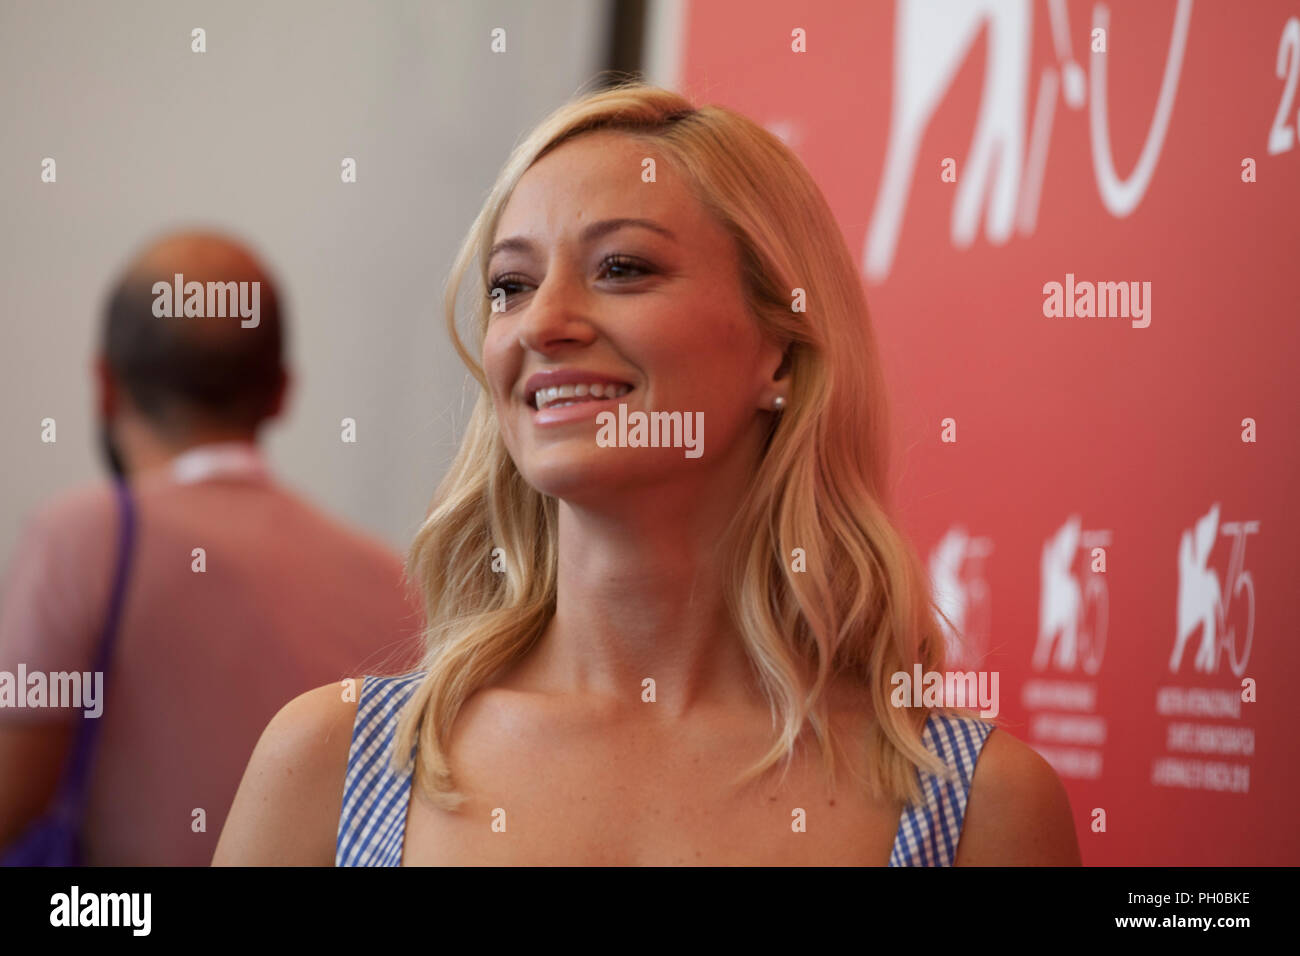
[530, 382, 633, 411]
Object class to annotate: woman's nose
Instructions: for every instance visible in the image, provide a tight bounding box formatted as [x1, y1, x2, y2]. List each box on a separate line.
[516, 268, 595, 352]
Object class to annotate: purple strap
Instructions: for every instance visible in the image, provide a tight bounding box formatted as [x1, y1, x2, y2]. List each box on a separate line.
[51, 477, 136, 817]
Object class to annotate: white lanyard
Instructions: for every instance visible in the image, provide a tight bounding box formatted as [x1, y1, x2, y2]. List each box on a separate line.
[169, 442, 269, 485]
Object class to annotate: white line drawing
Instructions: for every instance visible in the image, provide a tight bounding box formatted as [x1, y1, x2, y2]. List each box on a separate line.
[1171, 504, 1258, 676]
[865, 0, 1193, 280]
[1034, 515, 1108, 674]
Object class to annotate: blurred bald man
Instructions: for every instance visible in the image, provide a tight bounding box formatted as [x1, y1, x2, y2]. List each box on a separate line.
[0, 231, 423, 865]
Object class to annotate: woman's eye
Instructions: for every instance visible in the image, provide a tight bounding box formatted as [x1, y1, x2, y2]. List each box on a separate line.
[486, 256, 652, 305]
[487, 274, 529, 303]
[599, 254, 651, 280]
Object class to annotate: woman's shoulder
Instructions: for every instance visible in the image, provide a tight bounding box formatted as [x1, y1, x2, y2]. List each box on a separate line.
[213, 674, 422, 865]
[950, 719, 1082, 865]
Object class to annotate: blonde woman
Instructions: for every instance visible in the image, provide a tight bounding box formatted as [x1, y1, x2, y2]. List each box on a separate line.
[215, 82, 1080, 866]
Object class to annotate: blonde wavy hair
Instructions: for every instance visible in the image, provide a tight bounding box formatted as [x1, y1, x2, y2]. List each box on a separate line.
[394, 79, 981, 812]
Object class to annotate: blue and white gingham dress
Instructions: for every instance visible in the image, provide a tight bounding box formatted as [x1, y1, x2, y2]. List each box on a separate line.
[336, 672, 994, 866]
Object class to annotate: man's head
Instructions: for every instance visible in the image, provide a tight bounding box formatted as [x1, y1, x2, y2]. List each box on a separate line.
[97, 231, 288, 473]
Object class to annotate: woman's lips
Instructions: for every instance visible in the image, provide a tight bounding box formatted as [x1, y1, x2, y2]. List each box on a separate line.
[530, 388, 634, 426]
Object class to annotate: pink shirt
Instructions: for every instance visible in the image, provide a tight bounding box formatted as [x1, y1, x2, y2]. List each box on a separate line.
[0, 442, 424, 864]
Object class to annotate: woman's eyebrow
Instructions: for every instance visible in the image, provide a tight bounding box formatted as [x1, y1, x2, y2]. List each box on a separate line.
[488, 218, 677, 265]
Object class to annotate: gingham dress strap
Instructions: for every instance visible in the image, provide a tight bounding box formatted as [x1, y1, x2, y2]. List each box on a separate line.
[888, 712, 995, 866]
[335, 671, 426, 866]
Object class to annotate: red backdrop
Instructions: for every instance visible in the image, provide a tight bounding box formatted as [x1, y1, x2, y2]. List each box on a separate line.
[681, 0, 1300, 864]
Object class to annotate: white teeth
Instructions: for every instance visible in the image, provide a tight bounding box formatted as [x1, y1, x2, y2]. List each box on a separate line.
[532, 382, 631, 410]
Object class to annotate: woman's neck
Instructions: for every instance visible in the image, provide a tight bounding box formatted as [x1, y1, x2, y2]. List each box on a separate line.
[514, 483, 761, 718]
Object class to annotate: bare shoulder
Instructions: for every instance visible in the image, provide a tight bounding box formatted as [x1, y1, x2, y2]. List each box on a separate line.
[953, 725, 1082, 866]
[212, 679, 361, 866]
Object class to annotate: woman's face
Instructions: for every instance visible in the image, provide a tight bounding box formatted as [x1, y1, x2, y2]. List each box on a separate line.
[483, 130, 784, 504]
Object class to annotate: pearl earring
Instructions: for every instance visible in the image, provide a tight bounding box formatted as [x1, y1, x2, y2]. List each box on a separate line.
[773, 395, 786, 411]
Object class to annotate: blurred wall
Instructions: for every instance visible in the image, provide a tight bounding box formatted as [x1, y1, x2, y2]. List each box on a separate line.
[0, 0, 612, 568]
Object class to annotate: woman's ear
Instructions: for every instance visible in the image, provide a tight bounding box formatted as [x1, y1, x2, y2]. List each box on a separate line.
[773, 346, 793, 382]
